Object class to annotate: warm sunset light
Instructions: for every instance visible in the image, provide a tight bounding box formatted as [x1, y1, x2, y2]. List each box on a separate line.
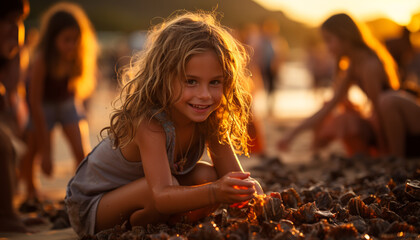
[7, 1, 420, 238]
[253, 0, 420, 26]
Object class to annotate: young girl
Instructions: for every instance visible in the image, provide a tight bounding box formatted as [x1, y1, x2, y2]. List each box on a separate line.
[278, 13, 420, 158]
[19, 2, 97, 206]
[66, 12, 263, 236]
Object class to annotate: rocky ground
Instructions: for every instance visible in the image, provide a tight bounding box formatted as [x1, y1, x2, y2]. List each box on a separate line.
[77, 155, 420, 240]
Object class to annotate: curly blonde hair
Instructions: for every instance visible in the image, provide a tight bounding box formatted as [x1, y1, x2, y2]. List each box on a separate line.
[102, 11, 253, 156]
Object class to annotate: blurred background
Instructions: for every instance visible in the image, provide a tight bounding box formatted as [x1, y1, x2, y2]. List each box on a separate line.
[20, 0, 420, 202]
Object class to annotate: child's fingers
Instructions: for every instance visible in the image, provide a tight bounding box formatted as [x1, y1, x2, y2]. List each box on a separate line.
[254, 183, 264, 195]
[233, 187, 255, 195]
[247, 177, 264, 195]
[226, 171, 250, 180]
[233, 193, 255, 202]
[228, 178, 254, 188]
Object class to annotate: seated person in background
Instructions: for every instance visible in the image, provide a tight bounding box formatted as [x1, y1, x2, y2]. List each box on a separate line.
[278, 13, 420, 158]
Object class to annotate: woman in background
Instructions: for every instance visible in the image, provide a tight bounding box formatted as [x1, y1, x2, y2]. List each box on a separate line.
[278, 13, 420, 158]
[19, 2, 98, 209]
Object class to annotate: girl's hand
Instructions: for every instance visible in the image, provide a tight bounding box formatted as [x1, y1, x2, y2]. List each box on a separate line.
[246, 177, 264, 195]
[211, 172, 255, 204]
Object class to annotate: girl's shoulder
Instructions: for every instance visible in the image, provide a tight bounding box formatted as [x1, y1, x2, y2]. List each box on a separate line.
[152, 111, 175, 133]
[362, 55, 383, 74]
[135, 117, 165, 136]
[31, 52, 46, 68]
[353, 51, 381, 73]
[29, 52, 47, 80]
[362, 50, 381, 66]
[132, 114, 172, 156]
[134, 112, 173, 141]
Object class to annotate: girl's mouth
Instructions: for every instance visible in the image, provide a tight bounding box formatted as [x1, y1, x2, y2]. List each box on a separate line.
[190, 104, 211, 110]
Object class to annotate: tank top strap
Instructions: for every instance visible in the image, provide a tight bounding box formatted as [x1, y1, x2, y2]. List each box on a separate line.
[153, 111, 177, 173]
[152, 111, 206, 175]
[153, 111, 175, 139]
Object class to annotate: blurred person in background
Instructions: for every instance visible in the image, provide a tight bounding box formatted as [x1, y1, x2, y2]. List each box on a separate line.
[0, 0, 32, 232]
[253, 18, 288, 117]
[236, 23, 267, 158]
[385, 27, 414, 83]
[385, 26, 420, 98]
[278, 13, 420, 158]
[19, 2, 98, 211]
[238, 19, 288, 160]
[304, 35, 334, 97]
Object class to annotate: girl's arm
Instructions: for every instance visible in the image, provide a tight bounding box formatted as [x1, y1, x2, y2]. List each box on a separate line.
[207, 134, 243, 176]
[29, 55, 51, 173]
[359, 59, 389, 154]
[134, 120, 255, 215]
[278, 71, 352, 150]
[207, 134, 264, 195]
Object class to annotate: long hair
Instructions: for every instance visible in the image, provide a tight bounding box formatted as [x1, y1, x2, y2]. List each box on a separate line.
[103, 11, 252, 155]
[36, 2, 97, 100]
[322, 13, 400, 90]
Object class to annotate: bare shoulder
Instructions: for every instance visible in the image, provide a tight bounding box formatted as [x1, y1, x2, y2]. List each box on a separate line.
[134, 117, 166, 146]
[120, 118, 166, 162]
[30, 52, 47, 76]
[361, 52, 383, 73]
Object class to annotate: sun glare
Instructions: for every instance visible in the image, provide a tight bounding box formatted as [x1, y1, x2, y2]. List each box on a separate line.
[253, 0, 420, 27]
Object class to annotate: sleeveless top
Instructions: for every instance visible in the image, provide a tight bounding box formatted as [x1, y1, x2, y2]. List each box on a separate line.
[65, 111, 206, 236]
[43, 74, 74, 102]
[153, 111, 206, 174]
[67, 110, 206, 200]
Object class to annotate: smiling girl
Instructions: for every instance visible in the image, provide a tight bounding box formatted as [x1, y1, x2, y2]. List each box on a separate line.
[65, 12, 263, 236]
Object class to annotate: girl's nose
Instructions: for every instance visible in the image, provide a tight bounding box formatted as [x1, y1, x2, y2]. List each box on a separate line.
[197, 85, 211, 99]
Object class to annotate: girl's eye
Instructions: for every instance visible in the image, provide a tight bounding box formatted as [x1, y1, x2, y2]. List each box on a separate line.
[186, 79, 197, 85]
[210, 79, 222, 86]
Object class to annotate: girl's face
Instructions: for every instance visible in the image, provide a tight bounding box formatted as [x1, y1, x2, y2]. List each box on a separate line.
[322, 29, 345, 58]
[55, 26, 79, 60]
[171, 50, 224, 124]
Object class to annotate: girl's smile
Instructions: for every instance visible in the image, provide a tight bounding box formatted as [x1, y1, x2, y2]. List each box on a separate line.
[171, 50, 224, 124]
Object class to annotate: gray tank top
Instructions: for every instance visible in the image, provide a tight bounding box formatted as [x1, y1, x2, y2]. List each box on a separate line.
[65, 113, 205, 236]
[71, 111, 205, 190]
[66, 111, 206, 235]
[153, 111, 206, 175]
